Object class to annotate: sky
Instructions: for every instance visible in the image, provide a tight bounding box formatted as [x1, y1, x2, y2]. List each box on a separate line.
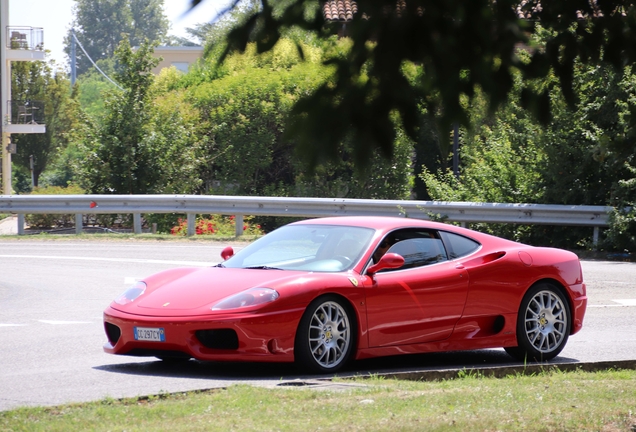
[9, 0, 231, 67]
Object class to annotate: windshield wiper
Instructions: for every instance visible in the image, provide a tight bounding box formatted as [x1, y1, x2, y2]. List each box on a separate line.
[214, 263, 225, 268]
[244, 265, 283, 270]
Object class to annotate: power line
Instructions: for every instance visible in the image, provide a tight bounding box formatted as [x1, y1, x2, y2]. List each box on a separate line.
[71, 29, 123, 91]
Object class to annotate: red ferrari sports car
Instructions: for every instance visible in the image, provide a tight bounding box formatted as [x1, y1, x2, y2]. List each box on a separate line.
[103, 216, 587, 373]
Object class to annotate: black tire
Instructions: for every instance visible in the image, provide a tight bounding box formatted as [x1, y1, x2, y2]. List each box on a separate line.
[294, 295, 356, 374]
[505, 283, 571, 362]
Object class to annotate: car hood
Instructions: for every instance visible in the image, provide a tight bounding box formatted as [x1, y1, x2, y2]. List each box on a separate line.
[110, 266, 311, 316]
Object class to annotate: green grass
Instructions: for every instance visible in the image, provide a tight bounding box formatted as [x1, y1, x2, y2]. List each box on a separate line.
[2, 369, 635, 431]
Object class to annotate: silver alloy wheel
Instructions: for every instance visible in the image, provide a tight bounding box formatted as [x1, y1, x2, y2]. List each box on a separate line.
[307, 301, 351, 369]
[523, 290, 567, 353]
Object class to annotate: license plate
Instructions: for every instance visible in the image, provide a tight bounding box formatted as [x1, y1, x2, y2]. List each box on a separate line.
[134, 327, 165, 342]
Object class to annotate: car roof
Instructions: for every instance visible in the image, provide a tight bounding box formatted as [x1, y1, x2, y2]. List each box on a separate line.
[291, 216, 522, 248]
[292, 216, 459, 231]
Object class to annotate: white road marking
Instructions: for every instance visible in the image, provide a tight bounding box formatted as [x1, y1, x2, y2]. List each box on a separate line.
[590, 281, 634, 285]
[588, 305, 628, 308]
[613, 299, 636, 306]
[38, 320, 93, 325]
[588, 299, 636, 308]
[0, 254, 215, 267]
[1, 321, 95, 327]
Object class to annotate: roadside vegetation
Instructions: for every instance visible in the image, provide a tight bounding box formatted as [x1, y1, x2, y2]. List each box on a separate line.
[1, 369, 635, 431]
[5, 1, 636, 250]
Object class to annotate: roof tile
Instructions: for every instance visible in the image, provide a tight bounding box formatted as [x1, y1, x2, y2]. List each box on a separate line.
[324, 0, 608, 23]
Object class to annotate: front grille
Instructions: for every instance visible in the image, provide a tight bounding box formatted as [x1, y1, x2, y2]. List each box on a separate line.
[105, 322, 121, 345]
[196, 329, 239, 350]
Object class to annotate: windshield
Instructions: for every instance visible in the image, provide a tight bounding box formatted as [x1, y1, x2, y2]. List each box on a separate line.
[223, 224, 375, 272]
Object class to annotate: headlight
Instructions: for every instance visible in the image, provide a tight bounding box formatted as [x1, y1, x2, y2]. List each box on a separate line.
[114, 281, 147, 305]
[211, 287, 279, 311]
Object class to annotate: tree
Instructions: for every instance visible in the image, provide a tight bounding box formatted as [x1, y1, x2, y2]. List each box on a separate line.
[420, 49, 636, 248]
[185, 36, 413, 199]
[76, 39, 204, 195]
[78, 39, 159, 194]
[10, 60, 82, 189]
[65, 0, 169, 74]
[188, 0, 636, 170]
[74, 58, 117, 118]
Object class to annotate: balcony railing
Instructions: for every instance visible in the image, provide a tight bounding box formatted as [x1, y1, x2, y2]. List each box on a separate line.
[6, 26, 44, 51]
[6, 100, 45, 125]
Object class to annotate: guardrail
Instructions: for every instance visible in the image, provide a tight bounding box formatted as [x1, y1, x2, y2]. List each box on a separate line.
[0, 194, 611, 243]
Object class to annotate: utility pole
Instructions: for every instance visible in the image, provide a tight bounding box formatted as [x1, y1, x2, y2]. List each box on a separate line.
[29, 154, 34, 188]
[0, 4, 3, 193]
[1, 0, 10, 195]
[70, 28, 76, 86]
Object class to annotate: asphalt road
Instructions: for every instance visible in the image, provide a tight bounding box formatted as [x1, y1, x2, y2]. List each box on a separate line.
[0, 239, 635, 411]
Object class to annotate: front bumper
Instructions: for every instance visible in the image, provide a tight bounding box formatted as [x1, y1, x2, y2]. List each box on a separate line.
[570, 283, 587, 335]
[103, 306, 304, 363]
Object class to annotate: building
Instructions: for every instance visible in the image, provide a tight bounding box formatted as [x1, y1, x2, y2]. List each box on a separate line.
[151, 46, 204, 75]
[1, 0, 46, 194]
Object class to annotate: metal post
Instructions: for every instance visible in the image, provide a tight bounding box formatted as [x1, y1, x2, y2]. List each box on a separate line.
[0, 1, 3, 194]
[0, 0, 10, 195]
[187, 213, 195, 236]
[29, 155, 34, 188]
[70, 28, 76, 86]
[133, 213, 142, 234]
[0, 1, 4, 195]
[593, 227, 599, 248]
[1, 134, 10, 194]
[75, 213, 83, 234]
[235, 214, 244, 237]
[17, 213, 24, 235]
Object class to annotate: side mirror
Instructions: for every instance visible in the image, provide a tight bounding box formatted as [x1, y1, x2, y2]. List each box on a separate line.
[367, 253, 404, 275]
[221, 246, 234, 260]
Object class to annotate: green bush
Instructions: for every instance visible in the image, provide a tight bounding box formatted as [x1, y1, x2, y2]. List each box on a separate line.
[25, 185, 84, 228]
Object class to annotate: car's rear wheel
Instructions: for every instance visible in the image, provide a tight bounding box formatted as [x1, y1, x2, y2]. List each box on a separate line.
[295, 296, 356, 374]
[505, 283, 571, 362]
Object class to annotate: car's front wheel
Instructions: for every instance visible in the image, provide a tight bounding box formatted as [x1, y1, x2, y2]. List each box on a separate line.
[505, 283, 571, 362]
[295, 295, 356, 374]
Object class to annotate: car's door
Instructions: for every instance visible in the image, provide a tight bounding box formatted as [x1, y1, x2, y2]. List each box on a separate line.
[364, 230, 469, 347]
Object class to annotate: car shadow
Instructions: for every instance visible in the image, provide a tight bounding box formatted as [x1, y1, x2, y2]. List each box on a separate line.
[94, 359, 300, 381]
[94, 349, 581, 381]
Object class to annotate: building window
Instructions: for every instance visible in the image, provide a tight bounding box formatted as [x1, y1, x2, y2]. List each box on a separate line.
[171, 62, 190, 72]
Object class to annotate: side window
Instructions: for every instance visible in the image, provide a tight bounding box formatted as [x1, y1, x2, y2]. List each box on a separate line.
[439, 231, 481, 259]
[383, 230, 448, 270]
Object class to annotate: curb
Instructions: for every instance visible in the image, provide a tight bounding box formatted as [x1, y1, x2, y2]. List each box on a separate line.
[366, 359, 636, 381]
